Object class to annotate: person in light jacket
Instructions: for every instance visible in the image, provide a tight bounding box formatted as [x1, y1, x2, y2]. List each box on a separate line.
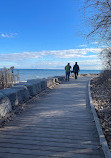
[65, 63, 71, 81]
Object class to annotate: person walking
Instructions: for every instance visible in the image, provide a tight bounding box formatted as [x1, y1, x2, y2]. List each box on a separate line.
[65, 63, 71, 81]
[73, 62, 80, 79]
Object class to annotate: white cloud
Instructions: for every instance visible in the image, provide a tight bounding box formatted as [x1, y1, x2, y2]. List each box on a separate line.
[0, 48, 103, 61]
[1, 33, 18, 38]
[47, 48, 102, 58]
[99, 45, 107, 48]
[82, 55, 98, 58]
[0, 47, 103, 69]
[0, 57, 102, 70]
[78, 59, 102, 70]
[78, 45, 87, 47]
[91, 41, 99, 44]
[19, 59, 102, 70]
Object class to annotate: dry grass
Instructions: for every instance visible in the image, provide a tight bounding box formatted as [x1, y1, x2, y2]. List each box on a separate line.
[90, 70, 111, 151]
[0, 67, 20, 89]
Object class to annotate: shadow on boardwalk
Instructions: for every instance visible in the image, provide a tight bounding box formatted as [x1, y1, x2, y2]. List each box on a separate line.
[0, 77, 105, 158]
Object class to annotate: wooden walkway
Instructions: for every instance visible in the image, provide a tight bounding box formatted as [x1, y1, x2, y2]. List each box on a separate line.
[0, 77, 105, 158]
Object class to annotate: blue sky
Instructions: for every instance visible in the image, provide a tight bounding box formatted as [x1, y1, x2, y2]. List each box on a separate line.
[0, 0, 105, 69]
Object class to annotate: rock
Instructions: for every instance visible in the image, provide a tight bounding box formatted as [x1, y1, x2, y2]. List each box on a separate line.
[0, 85, 30, 109]
[0, 76, 65, 120]
[0, 93, 12, 117]
[0, 88, 18, 107]
[27, 79, 46, 93]
[12, 85, 30, 103]
[14, 82, 41, 96]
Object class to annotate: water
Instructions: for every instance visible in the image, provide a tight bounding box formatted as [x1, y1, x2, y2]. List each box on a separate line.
[15, 69, 102, 81]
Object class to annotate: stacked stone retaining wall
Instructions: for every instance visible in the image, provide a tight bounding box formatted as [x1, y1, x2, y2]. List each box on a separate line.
[0, 76, 65, 118]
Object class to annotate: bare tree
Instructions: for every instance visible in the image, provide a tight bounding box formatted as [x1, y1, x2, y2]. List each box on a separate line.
[84, 0, 111, 71]
[85, 0, 111, 44]
[100, 47, 111, 69]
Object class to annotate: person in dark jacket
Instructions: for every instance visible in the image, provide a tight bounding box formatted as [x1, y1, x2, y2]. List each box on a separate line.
[73, 62, 80, 79]
[65, 63, 71, 81]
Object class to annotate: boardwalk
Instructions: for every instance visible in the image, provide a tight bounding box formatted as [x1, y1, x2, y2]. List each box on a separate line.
[0, 77, 105, 158]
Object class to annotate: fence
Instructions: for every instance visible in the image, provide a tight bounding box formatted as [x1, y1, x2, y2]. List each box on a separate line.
[0, 67, 20, 89]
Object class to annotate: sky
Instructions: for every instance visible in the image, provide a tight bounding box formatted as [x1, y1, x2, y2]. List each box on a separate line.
[0, 0, 105, 70]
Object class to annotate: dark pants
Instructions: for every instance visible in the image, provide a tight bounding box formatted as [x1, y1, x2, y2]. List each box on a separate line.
[66, 72, 70, 81]
[74, 72, 78, 79]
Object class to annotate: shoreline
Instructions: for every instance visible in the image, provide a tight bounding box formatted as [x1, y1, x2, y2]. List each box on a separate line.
[19, 74, 99, 82]
[70, 73, 99, 78]
[18, 69, 101, 81]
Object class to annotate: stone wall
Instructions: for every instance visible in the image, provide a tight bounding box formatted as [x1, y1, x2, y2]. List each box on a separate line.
[0, 76, 65, 118]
